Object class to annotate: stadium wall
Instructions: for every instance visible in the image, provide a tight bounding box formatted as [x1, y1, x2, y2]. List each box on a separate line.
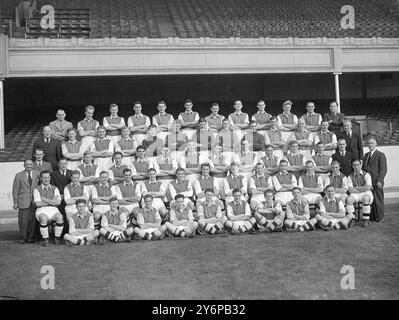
[1, 146, 398, 210]
[2, 36, 399, 78]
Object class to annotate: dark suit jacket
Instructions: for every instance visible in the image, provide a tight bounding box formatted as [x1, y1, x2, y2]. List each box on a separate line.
[32, 138, 62, 171]
[12, 170, 40, 209]
[32, 161, 53, 174]
[338, 131, 364, 160]
[50, 169, 73, 196]
[332, 151, 357, 177]
[362, 150, 387, 186]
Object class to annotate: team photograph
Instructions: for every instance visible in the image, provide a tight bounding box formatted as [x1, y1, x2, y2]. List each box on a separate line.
[0, 0, 398, 304]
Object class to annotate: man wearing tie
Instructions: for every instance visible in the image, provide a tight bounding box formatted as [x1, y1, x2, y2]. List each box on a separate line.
[362, 138, 387, 222]
[332, 139, 357, 177]
[32, 126, 62, 171]
[12, 160, 40, 244]
[32, 148, 53, 174]
[51, 158, 73, 233]
[338, 120, 364, 160]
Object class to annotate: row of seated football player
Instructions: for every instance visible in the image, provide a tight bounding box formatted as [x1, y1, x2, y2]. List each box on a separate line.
[47, 183, 358, 247]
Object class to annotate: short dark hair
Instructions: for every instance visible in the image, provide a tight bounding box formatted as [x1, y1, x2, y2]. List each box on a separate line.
[204, 188, 214, 194]
[75, 199, 86, 206]
[122, 168, 132, 175]
[232, 188, 242, 194]
[200, 163, 210, 169]
[175, 194, 185, 201]
[136, 145, 146, 152]
[113, 151, 123, 159]
[264, 189, 275, 196]
[143, 194, 153, 200]
[40, 170, 51, 177]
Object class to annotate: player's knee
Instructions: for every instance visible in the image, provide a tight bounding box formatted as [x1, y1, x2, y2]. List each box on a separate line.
[132, 207, 140, 219]
[55, 212, 63, 222]
[38, 214, 48, 224]
[159, 207, 167, 218]
[250, 201, 258, 212]
[346, 196, 355, 205]
[126, 227, 134, 236]
[362, 194, 371, 204]
[93, 211, 102, 221]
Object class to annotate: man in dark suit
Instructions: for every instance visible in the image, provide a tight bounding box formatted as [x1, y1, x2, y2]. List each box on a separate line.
[32, 126, 62, 171]
[332, 138, 357, 177]
[50, 158, 73, 234]
[363, 138, 387, 222]
[32, 148, 53, 174]
[338, 119, 364, 160]
[12, 160, 40, 244]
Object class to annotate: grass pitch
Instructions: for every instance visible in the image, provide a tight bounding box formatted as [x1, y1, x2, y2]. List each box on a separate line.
[0, 204, 398, 300]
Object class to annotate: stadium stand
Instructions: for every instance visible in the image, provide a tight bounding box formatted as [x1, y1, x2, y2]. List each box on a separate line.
[25, 7, 91, 39]
[0, 0, 21, 36]
[2, 0, 399, 38]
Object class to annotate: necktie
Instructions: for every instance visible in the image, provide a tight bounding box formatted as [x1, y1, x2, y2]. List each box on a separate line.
[28, 172, 32, 186]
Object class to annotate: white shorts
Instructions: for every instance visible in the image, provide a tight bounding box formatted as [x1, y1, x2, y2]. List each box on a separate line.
[274, 192, 293, 206]
[119, 203, 140, 214]
[93, 204, 110, 215]
[67, 160, 82, 171]
[251, 194, 265, 205]
[156, 131, 169, 142]
[335, 193, 348, 203]
[181, 129, 196, 140]
[302, 193, 323, 205]
[269, 149, 284, 162]
[107, 135, 121, 146]
[300, 150, 313, 162]
[81, 136, 96, 153]
[186, 173, 200, 186]
[35, 207, 60, 220]
[65, 204, 78, 215]
[349, 191, 374, 204]
[121, 157, 133, 167]
[94, 157, 113, 172]
[159, 179, 173, 192]
[67, 234, 87, 240]
[132, 134, 146, 146]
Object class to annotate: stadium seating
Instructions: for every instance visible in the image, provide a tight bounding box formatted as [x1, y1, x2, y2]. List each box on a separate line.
[2, 0, 399, 38]
[0, 0, 21, 36]
[25, 6, 91, 39]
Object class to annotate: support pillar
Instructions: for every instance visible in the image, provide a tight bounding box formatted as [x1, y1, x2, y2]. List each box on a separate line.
[0, 79, 4, 150]
[333, 72, 342, 113]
